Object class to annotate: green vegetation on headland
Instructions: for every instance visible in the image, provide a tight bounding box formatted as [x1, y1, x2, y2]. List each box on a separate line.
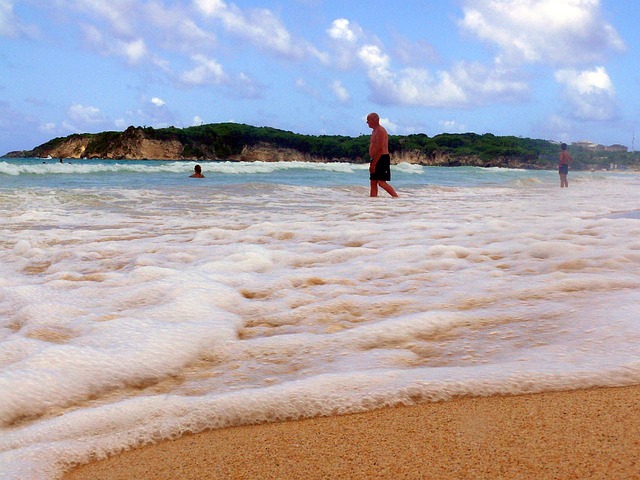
[4, 123, 638, 171]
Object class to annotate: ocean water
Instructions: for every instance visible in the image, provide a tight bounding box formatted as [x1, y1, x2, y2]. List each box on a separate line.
[1, 158, 639, 479]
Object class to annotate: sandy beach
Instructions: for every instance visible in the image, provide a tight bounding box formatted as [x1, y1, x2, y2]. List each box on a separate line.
[64, 385, 640, 480]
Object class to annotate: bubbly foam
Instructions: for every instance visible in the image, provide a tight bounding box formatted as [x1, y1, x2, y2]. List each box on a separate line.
[1, 163, 639, 479]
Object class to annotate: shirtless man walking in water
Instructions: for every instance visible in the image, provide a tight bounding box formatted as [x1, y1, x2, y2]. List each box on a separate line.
[367, 112, 398, 197]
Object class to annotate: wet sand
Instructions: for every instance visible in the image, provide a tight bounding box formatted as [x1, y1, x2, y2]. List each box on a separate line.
[64, 385, 640, 480]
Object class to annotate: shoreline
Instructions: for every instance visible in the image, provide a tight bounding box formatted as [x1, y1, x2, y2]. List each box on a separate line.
[64, 385, 640, 480]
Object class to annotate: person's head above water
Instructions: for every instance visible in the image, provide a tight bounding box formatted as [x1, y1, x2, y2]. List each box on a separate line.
[366, 112, 380, 128]
[190, 164, 204, 177]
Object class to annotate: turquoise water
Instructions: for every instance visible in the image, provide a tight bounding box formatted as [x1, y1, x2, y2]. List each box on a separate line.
[1, 157, 560, 189]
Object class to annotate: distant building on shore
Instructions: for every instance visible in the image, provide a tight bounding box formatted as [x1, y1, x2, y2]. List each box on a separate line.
[572, 141, 628, 152]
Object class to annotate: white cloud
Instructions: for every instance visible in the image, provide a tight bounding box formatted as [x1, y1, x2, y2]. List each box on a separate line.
[322, 15, 527, 109]
[325, 19, 366, 69]
[440, 120, 467, 132]
[151, 97, 166, 107]
[459, 0, 625, 65]
[180, 54, 226, 86]
[147, 2, 216, 51]
[193, 0, 226, 17]
[179, 55, 261, 99]
[69, 0, 136, 36]
[60, 103, 113, 134]
[379, 117, 399, 133]
[330, 80, 350, 104]
[358, 44, 391, 75]
[393, 68, 468, 107]
[555, 66, 616, 120]
[327, 18, 361, 43]
[90, 0, 215, 58]
[0, 0, 15, 37]
[120, 38, 147, 64]
[0, 0, 37, 38]
[195, 0, 322, 61]
[63, 1, 218, 70]
[449, 61, 529, 102]
[68, 104, 107, 124]
[81, 24, 148, 64]
[357, 43, 527, 108]
[555, 66, 613, 95]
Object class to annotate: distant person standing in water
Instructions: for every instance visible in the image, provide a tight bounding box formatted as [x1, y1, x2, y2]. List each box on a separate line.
[190, 164, 204, 178]
[366, 112, 398, 197]
[559, 143, 573, 188]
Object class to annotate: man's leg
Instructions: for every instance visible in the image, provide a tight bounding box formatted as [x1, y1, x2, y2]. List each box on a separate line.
[378, 181, 398, 197]
[370, 180, 379, 197]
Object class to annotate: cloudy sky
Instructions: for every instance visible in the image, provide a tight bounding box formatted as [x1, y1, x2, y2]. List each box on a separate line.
[1, 0, 638, 153]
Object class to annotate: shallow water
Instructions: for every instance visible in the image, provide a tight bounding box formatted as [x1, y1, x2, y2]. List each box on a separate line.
[1, 159, 639, 479]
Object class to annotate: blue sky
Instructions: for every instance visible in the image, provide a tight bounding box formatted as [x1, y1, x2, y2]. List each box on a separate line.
[1, 0, 639, 154]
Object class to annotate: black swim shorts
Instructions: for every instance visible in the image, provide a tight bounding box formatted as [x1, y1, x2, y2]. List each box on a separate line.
[370, 154, 391, 181]
[559, 164, 569, 175]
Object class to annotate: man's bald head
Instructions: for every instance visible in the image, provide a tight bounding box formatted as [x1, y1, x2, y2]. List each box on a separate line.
[366, 112, 380, 128]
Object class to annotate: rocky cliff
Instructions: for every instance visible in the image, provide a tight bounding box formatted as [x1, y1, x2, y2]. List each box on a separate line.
[8, 122, 622, 170]
[230, 143, 338, 163]
[5, 133, 543, 168]
[46, 126, 206, 160]
[5, 126, 355, 163]
[86, 126, 187, 160]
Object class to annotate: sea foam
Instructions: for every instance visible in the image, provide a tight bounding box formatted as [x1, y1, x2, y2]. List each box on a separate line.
[0, 163, 639, 479]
